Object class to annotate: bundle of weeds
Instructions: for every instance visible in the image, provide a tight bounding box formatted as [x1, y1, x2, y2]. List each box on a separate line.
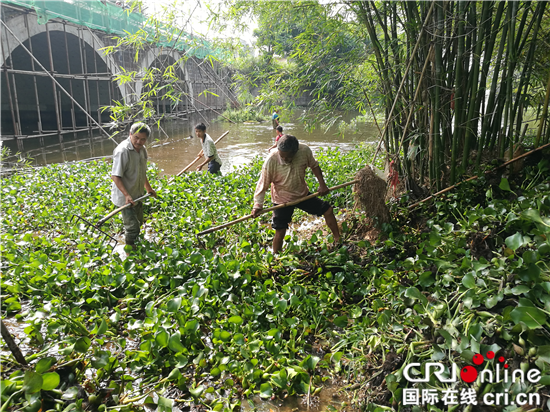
[354, 165, 390, 226]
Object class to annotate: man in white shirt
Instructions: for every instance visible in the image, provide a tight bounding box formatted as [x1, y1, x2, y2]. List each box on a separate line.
[251, 134, 340, 253]
[111, 122, 157, 246]
[195, 123, 222, 174]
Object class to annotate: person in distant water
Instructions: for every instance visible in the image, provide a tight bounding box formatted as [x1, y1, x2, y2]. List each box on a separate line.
[272, 110, 280, 129]
[195, 123, 222, 174]
[252, 134, 340, 253]
[111, 122, 157, 247]
[268, 125, 284, 151]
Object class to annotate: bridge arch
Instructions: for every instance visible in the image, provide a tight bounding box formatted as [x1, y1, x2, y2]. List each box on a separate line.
[1, 13, 128, 136]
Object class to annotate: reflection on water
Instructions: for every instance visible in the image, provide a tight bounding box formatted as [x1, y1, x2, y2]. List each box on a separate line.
[2, 111, 379, 175]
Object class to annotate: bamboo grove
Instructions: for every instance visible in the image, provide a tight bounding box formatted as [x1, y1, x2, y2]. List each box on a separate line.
[350, 1, 550, 191]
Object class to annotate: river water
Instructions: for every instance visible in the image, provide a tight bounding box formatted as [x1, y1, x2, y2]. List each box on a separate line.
[3, 110, 379, 174]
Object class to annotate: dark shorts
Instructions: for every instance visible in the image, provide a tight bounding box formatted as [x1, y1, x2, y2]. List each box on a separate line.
[272, 195, 332, 230]
[208, 160, 221, 174]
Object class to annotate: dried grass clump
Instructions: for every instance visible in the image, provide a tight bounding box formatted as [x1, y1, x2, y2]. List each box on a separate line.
[354, 165, 390, 225]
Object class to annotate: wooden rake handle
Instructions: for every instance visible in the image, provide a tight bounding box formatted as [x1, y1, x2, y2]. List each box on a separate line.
[175, 131, 229, 177]
[197, 179, 359, 236]
[97, 193, 152, 226]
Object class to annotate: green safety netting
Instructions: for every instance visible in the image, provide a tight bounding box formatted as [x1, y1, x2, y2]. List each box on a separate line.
[3, 0, 220, 59]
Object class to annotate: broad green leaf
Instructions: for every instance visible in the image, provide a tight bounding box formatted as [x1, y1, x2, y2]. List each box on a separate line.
[259, 382, 273, 399]
[158, 396, 173, 412]
[499, 178, 511, 191]
[510, 306, 546, 329]
[184, 319, 199, 334]
[91, 351, 110, 369]
[462, 273, 476, 289]
[233, 333, 245, 345]
[228, 315, 243, 324]
[167, 297, 182, 312]
[300, 355, 320, 371]
[35, 357, 56, 374]
[331, 352, 344, 363]
[505, 233, 524, 251]
[189, 385, 206, 398]
[175, 354, 188, 368]
[156, 329, 169, 347]
[168, 332, 185, 353]
[97, 319, 108, 336]
[404, 287, 428, 306]
[167, 368, 182, 381]
[333, 315, 348, 328]
[277, 299, 288, 312]
[74, 337, 91, 353]
[23, 370, 43, 394]
[521, 209, 549, 227]
[419, 271, 435, 288]
[42, 372, 60, 390]
[511, 285, 530, 295]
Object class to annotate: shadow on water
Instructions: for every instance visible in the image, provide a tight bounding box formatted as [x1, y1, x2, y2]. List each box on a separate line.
[2, 110, 379, 175]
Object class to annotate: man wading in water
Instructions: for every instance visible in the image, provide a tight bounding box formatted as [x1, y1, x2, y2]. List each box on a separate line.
[252, 134, 340, 253]
[195, 123, 222, 174]
[111, 122, 157, 249]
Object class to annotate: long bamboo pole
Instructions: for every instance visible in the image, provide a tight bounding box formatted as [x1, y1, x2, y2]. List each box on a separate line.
[197, 180, 359, 236]
[408, 141, 550, 209]
[96, 193, 151, 226]
[175, 131, 229, 176]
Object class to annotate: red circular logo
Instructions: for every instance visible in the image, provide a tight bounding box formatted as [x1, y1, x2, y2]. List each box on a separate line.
[460, 366, 478, 383]
[472, 354, 484, 365]
[486, 351, 495, 359]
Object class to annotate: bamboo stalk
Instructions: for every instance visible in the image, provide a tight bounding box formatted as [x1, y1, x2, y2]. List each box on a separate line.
[535, 70, 550, 147]
[197, 180, 359, 236]
[451, 1, 466, 183]
[371, 2, 435, 166]
[174, 131, 229, 177]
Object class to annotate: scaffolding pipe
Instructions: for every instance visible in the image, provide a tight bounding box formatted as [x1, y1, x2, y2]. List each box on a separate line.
[64, 22, 77, 132]
[1, 29, 20, 145]
[26, 13, 44, 141]
[3, 20, 22, 140]
[45, 22, 63, 137]
[79, 27, 92, 131]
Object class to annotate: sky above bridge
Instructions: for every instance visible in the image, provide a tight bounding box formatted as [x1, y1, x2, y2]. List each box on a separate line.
[142, 0, 256, 43]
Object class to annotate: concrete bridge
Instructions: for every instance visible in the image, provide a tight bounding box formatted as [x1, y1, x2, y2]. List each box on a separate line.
[1, 0, 235, 151]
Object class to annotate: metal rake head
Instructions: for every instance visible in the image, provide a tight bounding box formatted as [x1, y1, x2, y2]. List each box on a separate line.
[71, 214, 118, 248]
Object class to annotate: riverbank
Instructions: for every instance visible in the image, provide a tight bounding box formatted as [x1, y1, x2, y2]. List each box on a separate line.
[1, 145, 549, 411]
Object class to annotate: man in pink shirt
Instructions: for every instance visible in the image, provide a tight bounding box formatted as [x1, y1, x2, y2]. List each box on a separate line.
[252, 134, 340, 253]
